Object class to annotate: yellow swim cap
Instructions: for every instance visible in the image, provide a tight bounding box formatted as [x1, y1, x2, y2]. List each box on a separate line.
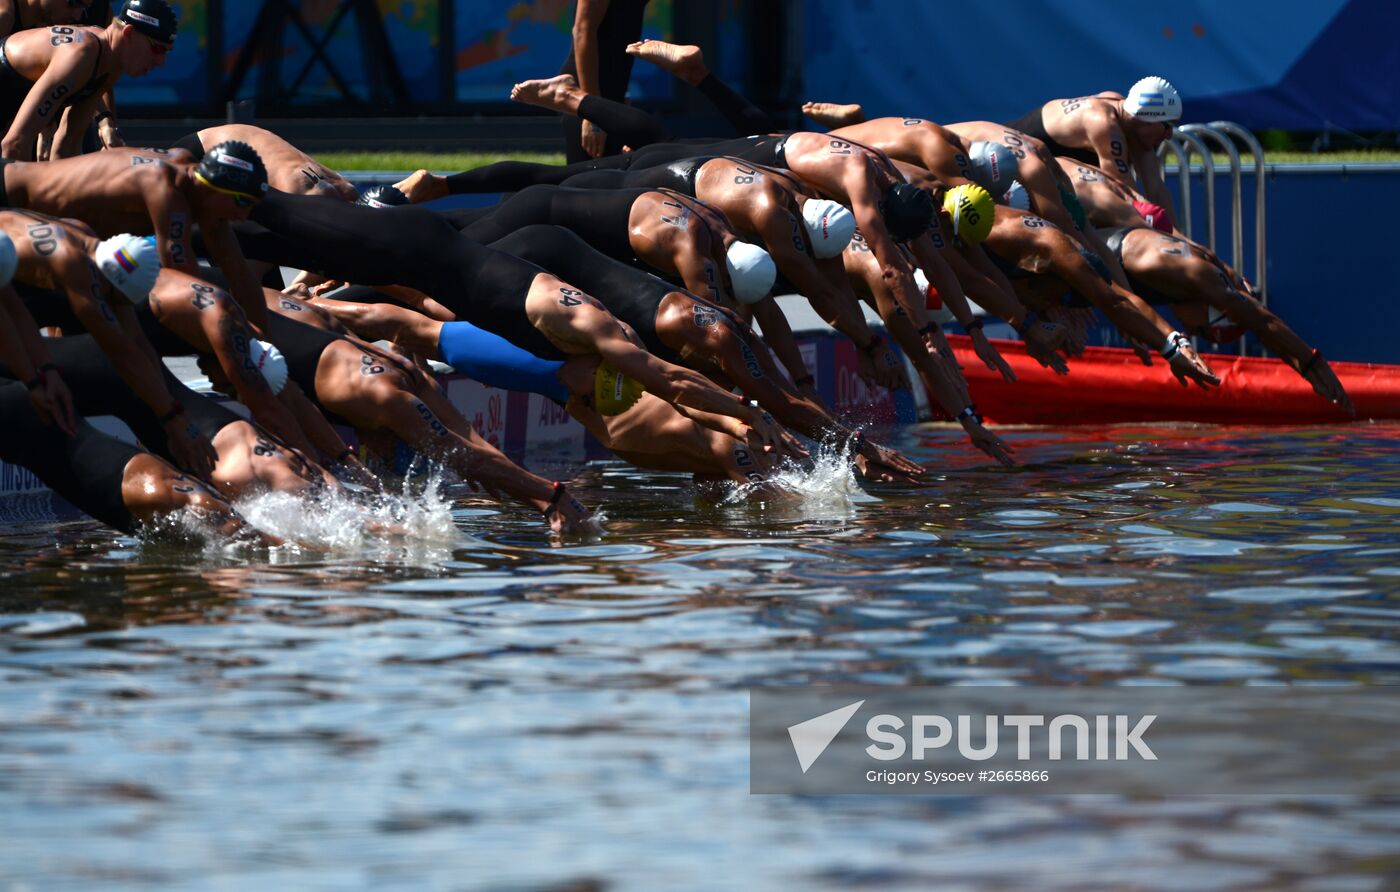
[943, 183, 995, 245]
[594, 363, 646, 415]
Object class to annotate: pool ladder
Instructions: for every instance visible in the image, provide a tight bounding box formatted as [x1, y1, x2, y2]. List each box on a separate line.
[1157, 123, 1267, 354]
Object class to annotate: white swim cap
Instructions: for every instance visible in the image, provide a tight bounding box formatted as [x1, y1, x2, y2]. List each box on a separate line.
[725, 241, 777, 305]
[967, 141, 1019, 197]
[249, 339, 288, 395]
[0, 233, 16, 287]
[94, 233, 160, 303]
[1124, 76, 1182, 122]
[1003, 180, 1031, 211]
[800, 199, 856, 258]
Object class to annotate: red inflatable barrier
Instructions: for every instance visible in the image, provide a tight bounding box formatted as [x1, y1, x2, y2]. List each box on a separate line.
[949, 336, 1400, 425]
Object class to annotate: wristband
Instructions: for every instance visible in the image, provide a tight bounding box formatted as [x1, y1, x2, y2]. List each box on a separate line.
[965, 318, 984, 333]
[917, 322, 937, 337]
[957, 404, 982, 425]
[1014, 311, 1039, 336]
[793, 374, 815, 388]
[1160, 330, 1186, 360]
[335, 448, 355, 464]
[1300, 348, 1323, 376]
[861, 333, 883, 352]
[94, 111, 112, 125]
[158, 402, 184, 424]
[542, 481, 567, 518]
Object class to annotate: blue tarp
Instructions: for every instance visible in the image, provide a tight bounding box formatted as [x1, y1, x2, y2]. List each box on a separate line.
[802, 0, 1400, 132]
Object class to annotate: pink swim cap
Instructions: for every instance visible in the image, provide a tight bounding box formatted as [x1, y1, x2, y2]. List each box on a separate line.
[1133, 200, 1173, 232]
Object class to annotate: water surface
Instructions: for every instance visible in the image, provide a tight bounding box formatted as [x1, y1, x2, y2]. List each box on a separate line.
[2, 423, 1398, 890]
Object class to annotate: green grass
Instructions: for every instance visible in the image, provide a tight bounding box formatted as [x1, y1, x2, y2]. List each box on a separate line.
[315, 147, 1400, 173]
[315, 151, 564, 172]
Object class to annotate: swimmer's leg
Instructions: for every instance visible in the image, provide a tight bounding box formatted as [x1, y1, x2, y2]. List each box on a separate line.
[513, 74, 673, 148]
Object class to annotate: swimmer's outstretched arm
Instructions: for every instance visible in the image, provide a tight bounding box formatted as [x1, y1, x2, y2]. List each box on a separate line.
[0, 283, 76, 434]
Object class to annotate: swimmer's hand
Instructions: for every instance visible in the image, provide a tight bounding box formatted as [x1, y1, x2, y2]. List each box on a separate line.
[308, 280, 345, 298]
[856, 437, 929, 481]
[857, 335, 911, 391]
[581, 120, 607, 159]
[334, 453, 382, 491]
[542, 483, 591, 535]
[167, 419, 218, 480]
[1024, 321, 1071, 375]
[970, 328, 1017, 383]
[30, 366, 76, 437]
[743, 409, 795, 458]
[853, 453, 925, 485]
[1168, 342, 1221, 389]
[1301, 356, 1355, 417]
[962, 417, 1016, 467]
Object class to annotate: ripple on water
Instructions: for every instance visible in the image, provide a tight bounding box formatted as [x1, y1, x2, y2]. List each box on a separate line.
[1210, 586, 1371, 604]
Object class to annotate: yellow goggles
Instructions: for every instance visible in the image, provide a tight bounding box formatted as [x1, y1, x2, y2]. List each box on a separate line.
[194, 171, 260, 206]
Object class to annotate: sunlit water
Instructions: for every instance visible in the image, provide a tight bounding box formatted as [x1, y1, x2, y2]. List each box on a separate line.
[2, 423, 1398, 891]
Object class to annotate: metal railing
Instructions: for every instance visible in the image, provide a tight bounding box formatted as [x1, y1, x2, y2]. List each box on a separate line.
[1158, 122, 1268, 308]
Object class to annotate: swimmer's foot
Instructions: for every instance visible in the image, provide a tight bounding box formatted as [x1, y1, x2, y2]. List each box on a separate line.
[802, 101, 866, 127]
[626, 39, 708, 86]
[510, 73, 583, 114]
[393, 169, 447, 204]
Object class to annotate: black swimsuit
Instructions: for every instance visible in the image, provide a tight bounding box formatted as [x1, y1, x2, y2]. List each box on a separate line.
[1005, 106, 1099, 165]
[561, 156, 713, 194]
[0, 376, 142, 532]
[1102, 226, 1176, 306]
[456, 185, 646, 263]
[245, 190, 561, 360]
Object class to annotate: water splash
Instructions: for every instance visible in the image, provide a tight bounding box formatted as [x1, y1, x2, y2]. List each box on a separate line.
[719, 437, 878, 513]
[233, 465, 459, 555]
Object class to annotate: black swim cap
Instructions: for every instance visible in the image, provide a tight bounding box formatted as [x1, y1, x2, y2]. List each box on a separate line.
[117, 0, 178, 44]
[194, 140, 269, 199]
[883, 183, 935, 242]
[357, 185, 408, 209]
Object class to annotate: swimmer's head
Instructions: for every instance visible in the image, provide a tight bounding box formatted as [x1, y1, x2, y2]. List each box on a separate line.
[725, 241, 777, 304]
[800, 199, 856, 258]
[1002, 180, 1031, 211]
[194, 141, 269, 203]
[249, 339, 288, 395]
[883, 183, 935, 241]
[594, 362, 645, 415]
[94, 233, 161, 303]
[1132, 199, 1173, 232]
[966, 141, 1019, 197]
[1124, 76, 1182, 123]
[117, 0, 179, 45]
[0, 233, 15, 288]
[357, 185, 409, 209]
[941, 184, 995, 245]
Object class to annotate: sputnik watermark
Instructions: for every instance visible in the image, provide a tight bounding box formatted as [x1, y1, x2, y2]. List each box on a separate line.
[751, 687, 1400, 795]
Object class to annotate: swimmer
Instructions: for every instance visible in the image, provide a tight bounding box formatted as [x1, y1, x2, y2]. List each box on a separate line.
[979, 204, 1221, 388]
[557, 157, 906, 393]
[0, 0, 174, 160]
[1053, 157, 1176, 233]
[243, 308, 595, 533]
[1, 139, 273, 328]
[441, 184, 772, 312]
[286, 297, 792, 489]
[1, 212, 218, 478]
[0, 371, 266, 540]
[1005, 76, 1183, 226]
[0, 228, 74, 433]
[478, 225, 941, 476]
[1095, 224, 1351, 413]
[232, 192, 802, 461]
[18, 333, 338, 501]
[166, 123, 360, 202]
